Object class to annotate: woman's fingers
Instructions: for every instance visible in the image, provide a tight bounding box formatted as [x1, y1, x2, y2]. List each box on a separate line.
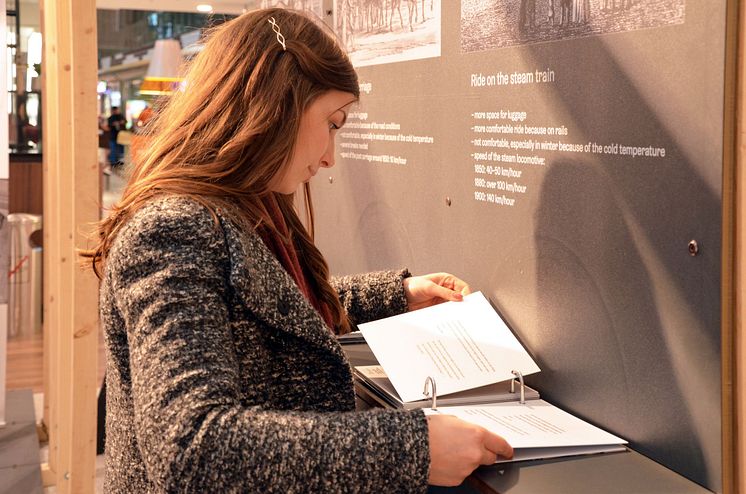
[484, 432, 514, 460]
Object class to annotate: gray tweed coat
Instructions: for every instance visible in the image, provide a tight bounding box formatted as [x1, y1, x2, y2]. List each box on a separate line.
[101, 196, 430, 493]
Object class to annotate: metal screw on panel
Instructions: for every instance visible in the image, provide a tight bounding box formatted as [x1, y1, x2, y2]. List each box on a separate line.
[688, 240, 699, 256]
[64, 472, 70, 480]
[328, 176, 334, 184]
[445, 197, 452, 206]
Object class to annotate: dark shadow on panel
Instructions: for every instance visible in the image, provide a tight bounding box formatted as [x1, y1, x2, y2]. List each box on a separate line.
[527, 160, 708, 485]
[500, 17, 723, 490]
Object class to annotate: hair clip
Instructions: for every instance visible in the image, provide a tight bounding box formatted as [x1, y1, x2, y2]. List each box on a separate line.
[268, 17, 287, 51]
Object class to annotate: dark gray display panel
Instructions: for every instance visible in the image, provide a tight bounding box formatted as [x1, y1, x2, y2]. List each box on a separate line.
[319, 1, 726, 491]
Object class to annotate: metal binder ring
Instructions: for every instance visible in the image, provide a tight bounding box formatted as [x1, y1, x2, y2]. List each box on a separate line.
[423, 376, 438, 410]
[511, 370, 526, 404]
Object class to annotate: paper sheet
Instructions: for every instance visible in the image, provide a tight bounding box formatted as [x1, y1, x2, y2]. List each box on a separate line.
[359, 292, 540, 402]
[424, 399, 627, 451]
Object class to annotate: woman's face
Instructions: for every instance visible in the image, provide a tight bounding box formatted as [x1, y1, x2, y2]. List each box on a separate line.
[270, 90, 357, 194]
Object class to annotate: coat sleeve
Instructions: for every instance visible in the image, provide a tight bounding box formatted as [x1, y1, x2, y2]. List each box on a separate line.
[332, 269, 411, 325]
[108, 201, 430, 493]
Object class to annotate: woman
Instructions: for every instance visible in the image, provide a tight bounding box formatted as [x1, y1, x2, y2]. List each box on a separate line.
[85, 8, 512, 493]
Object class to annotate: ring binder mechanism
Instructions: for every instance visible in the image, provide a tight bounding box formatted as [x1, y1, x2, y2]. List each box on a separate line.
[423, 376, 438, 410]
[354, 364, 540, 410]
[510, 370, 525, 404]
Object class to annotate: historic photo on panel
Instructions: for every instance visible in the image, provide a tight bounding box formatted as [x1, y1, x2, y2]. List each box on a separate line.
[259, 0, 325, 18]
[461, 0, 685, 51]
[334, 0, 441, 67]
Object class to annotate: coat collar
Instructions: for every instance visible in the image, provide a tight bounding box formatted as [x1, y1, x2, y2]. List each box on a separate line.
[218, 213, 347, 360]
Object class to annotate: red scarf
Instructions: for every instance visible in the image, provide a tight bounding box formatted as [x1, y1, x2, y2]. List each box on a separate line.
[257, 195, 335, 331]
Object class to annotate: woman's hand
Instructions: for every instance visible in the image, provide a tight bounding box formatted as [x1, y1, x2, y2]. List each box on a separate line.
[402, 272, 472, 311]
[427, 414, 513, 486]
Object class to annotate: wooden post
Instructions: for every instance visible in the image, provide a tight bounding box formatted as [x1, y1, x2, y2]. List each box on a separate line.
[41, 0, 99, 492]
[733, 2, 746, 486]
[735, 0, 745, 492]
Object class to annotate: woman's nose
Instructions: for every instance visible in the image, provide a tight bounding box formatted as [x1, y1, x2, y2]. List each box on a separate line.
[320, 148, 335, 168]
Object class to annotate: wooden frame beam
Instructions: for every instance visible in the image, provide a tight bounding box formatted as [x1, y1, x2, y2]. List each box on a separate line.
[41, 0, 99, 491]
[737, 0, 746, 486]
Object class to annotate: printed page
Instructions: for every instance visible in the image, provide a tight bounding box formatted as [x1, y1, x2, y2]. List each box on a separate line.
[359, 291, 540, 402]
[424, 400, 627, 450]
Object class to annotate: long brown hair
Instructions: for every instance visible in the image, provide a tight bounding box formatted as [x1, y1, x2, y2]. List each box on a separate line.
[83, 8, 359, 333]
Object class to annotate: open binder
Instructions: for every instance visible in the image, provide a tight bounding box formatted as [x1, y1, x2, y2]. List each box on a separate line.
[355, 291, 628, 463]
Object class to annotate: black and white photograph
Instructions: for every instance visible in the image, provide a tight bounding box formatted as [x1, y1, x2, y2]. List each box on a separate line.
[461, 0, 685, 52]
[258, 0, 325, 18]
[334, 0, 441, 67]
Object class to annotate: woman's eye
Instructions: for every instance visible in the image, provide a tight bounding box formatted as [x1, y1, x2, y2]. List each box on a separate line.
[330, 122, 340, 130]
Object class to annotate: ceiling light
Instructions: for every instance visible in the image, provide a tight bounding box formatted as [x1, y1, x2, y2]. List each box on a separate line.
[139, 39, 184, 96]
[196, 4, 213, 12]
